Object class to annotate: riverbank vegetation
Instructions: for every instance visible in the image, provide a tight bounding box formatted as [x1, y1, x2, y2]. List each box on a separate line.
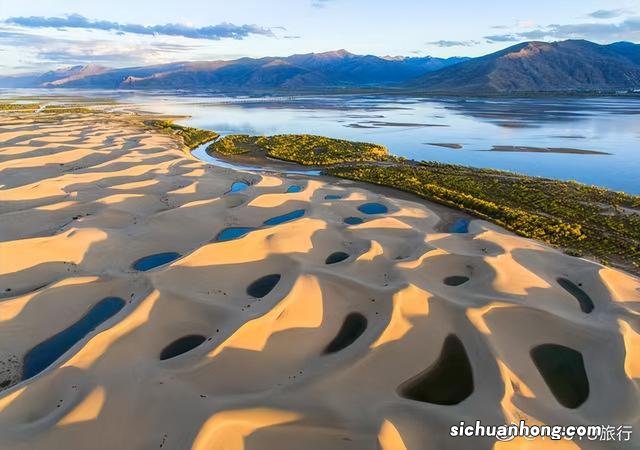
[208, 134, 260, 155]
[146, 120, 219, 150]
[0, 103, 38, 111]
[42, 105, 94, 114]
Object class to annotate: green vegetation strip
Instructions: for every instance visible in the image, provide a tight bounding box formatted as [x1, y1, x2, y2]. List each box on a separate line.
[0, 103, 39, 111]
[208, 134, 259, 155]
[42, 106, 94, 114]
[146, 120, 220, 150]
[326, 163, 640, 271]
[209, 133, 388, 165]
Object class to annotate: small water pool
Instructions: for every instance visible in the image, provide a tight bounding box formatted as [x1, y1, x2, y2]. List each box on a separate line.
[263, 209, 305, 226]
[324, 312, 368, 354]
[22, 297, 126, 380]
[215, 227, 256, 242]
[358, 202, 388, 214]
[132, 252, 181, 271]
[324, 194, 342, 200]
[325, 252, 350, 264]
[344, 217, 364, 225]
[286, 185, 303, 193]
[228, 181, 250, 193]
[247, 274, 281, 298]
[160, 335, 207, 360]
[443, 276, 470, 286]
[449, 219, 470, 233]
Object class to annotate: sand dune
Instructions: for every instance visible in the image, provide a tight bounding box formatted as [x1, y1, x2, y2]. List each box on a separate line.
[0, 112, 639, 449]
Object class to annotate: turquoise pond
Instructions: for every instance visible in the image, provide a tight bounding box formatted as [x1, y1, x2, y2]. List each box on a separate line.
[228, 181, 249, 193]
[286, 185, 303, 193]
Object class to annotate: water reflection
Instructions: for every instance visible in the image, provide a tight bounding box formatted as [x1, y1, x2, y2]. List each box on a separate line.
[9, 90, 637, 192]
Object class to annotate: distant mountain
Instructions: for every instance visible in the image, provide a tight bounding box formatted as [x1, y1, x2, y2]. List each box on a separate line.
[0, 64, 110, 88]
[2, 40, 639, 93]
[0, 51, 467, 91]
[410, 40, 640, 93]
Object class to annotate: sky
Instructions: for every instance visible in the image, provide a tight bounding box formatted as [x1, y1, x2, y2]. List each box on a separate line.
[0, 0, 638, 74]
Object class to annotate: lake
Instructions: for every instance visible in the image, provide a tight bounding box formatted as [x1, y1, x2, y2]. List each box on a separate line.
[4, 90, 639, 193]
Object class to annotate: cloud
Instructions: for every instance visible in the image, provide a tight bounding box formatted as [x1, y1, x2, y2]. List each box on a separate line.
[0, 28, 214, 71]
[4, 14, 275, 40]
[426, 40, 480, 47]
[485, 17, 640, 43]
[588, 9, 629, 19]
[484, 34, 520, 43]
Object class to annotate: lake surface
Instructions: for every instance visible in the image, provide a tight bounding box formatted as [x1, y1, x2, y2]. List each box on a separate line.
[3, 90, 639, 193]
[128, 94, 639, 194]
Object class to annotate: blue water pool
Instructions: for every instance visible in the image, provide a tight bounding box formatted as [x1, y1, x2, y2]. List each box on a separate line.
[228, 181, 250, 193]
[449, 219, 470, 233]
[215, 227, 256, 242]
[132, 252, 181, 271]
[262, 209, 305, 226]
[286, 185, 303, 193]
[358, 203, 388, 214]
[22, 297, 126, 380]
[344, 217, 364, 225]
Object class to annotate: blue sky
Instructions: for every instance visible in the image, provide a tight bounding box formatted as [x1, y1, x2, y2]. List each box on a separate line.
[0, 0, 638, 73]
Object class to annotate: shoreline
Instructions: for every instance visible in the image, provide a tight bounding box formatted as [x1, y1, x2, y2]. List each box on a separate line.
[200, 132, 640, 275]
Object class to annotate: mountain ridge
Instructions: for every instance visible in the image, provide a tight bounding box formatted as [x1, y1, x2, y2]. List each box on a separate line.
[411, 40, 640, 93]
[0, 50, 467, 90]
[0, 40, 638, 92]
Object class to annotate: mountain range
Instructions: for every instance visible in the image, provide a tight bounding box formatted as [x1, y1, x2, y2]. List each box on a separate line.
[1, 40, 639, 93]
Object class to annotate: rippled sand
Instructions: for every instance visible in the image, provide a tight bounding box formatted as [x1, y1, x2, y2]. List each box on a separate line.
[1, 112, 639, 449]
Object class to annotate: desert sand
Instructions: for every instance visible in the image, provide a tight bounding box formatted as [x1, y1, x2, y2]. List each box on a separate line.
[0, 110, 639, 450]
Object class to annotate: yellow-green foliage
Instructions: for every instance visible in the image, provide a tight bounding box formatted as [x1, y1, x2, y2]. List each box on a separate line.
[42, 105, 93, 114]
[256, 134, 388, 165]
[146, 120, 219, 150]
[327, 162, 640, 271]
[0, 103, 38, 111]
[208, 135, 258, 155]
[210, 133, 388, 164]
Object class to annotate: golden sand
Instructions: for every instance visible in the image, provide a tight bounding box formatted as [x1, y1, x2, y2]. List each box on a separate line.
[0, 112, 639, 449]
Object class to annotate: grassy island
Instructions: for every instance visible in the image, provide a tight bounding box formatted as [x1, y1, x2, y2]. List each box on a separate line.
[209, 133, 388, 165]
[207, 131, 639, 272]
[146, 120, 219, 150]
